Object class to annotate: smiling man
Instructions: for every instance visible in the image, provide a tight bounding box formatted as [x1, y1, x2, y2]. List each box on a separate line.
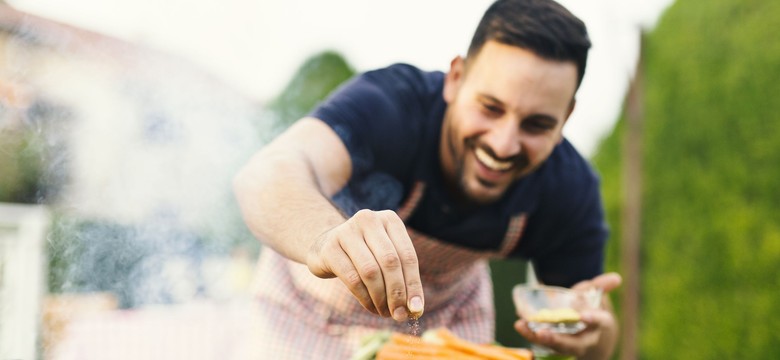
[234, 0, 620, 359]
[440, 41, 578, 204]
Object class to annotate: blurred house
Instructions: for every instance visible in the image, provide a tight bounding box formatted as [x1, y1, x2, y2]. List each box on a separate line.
[0, 3, 263, 227]
[1, 4, 263, 359]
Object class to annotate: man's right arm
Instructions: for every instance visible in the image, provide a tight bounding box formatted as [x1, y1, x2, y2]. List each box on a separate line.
[232, 117, 424, 321]
[233, 117, 352, 264]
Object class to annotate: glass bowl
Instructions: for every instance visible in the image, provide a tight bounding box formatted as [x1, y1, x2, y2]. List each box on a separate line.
[512, 284, 602, 334]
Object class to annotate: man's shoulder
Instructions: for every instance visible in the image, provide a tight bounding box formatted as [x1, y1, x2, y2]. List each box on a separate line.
[366, 63, 443, 79]
[538, 139, 601, 196]
[363, 63, 445, 96]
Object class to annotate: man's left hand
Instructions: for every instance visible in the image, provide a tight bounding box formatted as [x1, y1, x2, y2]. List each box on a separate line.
[514, 272, 622, 360]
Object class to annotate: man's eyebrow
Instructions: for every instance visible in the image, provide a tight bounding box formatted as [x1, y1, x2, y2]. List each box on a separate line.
[476, 93, 504, 105]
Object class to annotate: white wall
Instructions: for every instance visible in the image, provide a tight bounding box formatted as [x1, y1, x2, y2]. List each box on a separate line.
[0, 203, 50, 360]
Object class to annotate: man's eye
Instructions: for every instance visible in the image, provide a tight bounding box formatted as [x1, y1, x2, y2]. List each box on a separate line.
[522, 121, 553, 133]
[482, 104, 503, 115]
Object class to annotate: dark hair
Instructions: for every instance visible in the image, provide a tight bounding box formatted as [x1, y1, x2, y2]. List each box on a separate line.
[467, 0, 591, 88]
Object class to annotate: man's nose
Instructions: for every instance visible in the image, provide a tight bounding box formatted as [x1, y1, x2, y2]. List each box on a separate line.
[483, 119, 521, 159]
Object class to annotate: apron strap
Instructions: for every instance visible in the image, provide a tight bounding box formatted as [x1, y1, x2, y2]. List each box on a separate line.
[397, 180, 528, 260]
[396, 181, 425, 221]
[496, 213, 528, 258]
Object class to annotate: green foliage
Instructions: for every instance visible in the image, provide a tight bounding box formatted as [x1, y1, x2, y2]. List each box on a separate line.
[489, 259, 529, 348]
[590, 118, 625, 335]
[0, 127, 44, 203]
[267, 50, 355, 132]
[1, 100, 70, 204]
[594, 0, 780, 357]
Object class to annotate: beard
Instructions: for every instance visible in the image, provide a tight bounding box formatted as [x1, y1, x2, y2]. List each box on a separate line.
[444, 133, 531, 206]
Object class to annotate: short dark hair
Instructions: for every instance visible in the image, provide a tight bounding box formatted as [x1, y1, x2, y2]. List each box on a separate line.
[467, 0, 591, 88]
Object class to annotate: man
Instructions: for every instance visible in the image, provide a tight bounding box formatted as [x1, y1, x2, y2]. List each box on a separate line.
[234, 0, 621, 358]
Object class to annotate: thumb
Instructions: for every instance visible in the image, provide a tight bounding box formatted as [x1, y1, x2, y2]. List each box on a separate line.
[572, 272, 622, 293]
[591, 272, 622, 292]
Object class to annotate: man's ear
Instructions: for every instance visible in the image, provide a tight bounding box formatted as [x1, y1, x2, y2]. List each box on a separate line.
[558, 98, 577, 144]
[566, 98, 577, 122]
[443, 56, 465, 104]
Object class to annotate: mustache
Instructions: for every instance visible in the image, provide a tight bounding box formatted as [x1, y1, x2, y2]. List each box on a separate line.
[465, 137, 529, 169]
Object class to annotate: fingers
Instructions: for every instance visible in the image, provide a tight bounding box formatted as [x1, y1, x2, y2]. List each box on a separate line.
[592, 272, 623, 292]
[361, 210, 424, 320]
[342, 223, 392, 317]
[572, 272, 622, 293]
[308, 231, 378, 314]
[514, 320, 597, 358]
[513, 320, 570, 351]
[357, 211, 402, 318]
[581, 308, 615, 328]
[514, 319, 537, 341]
[383, 212, 424, 318]
[308, 210, 423, 321]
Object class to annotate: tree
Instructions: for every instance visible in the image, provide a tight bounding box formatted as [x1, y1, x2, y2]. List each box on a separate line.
[267, 51, 355, 133]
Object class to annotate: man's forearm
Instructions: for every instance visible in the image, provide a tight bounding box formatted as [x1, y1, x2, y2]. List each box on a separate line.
[233, 149, 346, 264]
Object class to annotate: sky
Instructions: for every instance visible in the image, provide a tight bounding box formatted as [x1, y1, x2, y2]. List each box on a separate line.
[8, 0, 674, 157]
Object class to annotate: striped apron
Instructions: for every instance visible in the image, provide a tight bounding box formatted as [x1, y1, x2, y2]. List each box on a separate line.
[243, 182, 527, 359]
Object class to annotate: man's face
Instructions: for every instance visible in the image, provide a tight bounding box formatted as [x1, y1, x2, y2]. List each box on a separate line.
[440, 40, 578, 204]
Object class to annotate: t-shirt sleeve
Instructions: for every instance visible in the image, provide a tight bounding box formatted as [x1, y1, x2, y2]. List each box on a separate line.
[309, 65, 427, 179]
[534, 179, 607, 288]
[517, 155, 609, 288]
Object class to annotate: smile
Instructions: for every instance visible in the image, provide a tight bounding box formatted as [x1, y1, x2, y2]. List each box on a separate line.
[474, 147, 513, 171]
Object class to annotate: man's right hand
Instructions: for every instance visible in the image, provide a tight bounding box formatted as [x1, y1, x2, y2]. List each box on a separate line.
[306, 209, 425, 321]
[234, 119, 423, 320]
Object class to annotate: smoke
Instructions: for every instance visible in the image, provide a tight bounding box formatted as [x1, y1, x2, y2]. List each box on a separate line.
[1, 18, 268, 310]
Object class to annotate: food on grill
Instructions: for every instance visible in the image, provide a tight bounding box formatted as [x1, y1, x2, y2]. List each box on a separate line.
[352, 327, 532, 360]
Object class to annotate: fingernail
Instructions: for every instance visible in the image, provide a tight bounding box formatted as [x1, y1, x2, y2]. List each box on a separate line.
[393, 307, 408, 321]
[409, 296, 424, 313]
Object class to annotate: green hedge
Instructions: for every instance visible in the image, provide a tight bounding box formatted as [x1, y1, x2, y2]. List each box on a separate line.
[593, 0, 780, 357]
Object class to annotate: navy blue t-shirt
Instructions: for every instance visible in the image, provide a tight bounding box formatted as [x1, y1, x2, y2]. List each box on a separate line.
[310, 63, 607, 287]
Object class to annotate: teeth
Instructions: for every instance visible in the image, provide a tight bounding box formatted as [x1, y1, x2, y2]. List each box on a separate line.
[475, 147, 513, 171]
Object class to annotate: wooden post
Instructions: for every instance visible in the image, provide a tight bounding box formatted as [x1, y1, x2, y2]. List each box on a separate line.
[620, 32, 644, 360]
